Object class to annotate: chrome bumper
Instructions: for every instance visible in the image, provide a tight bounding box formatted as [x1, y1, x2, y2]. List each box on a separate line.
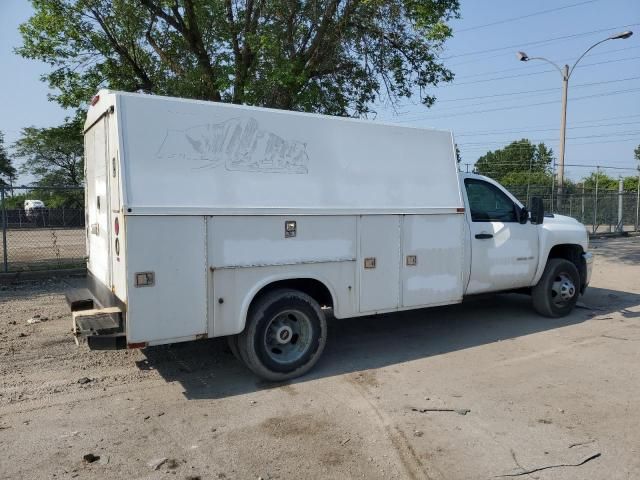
[583, 252, 593, 288]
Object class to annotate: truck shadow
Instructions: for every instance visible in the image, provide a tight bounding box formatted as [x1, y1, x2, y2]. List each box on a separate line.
[136, 286, 640, 400]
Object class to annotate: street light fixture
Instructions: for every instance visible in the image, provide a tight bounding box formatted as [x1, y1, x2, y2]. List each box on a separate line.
[517, 30, 633, 210]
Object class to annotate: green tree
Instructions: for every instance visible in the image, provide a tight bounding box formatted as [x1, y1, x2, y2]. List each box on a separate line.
[13, 118, 84, 187]
[635, 144, 640, 163]
[623, 175, 639, 192]
[474, 139, 554, 185]
[581, 171, 618, 190]
[0, 131, 17, 188]
[18, 0, 460, 116]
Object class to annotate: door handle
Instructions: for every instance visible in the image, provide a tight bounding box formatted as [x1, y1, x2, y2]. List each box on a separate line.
[475, 233, 493, 239]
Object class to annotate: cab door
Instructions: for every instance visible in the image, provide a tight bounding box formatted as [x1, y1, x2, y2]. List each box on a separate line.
[463, 178, 539, 294]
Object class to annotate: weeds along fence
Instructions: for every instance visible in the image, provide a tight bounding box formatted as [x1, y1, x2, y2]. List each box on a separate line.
[1, 185, 85, 272]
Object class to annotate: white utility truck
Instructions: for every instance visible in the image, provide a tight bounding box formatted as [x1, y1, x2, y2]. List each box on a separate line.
[68, 90, 593, 381]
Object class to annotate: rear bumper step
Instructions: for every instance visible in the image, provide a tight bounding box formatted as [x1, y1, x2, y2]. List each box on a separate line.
[72, 307, 126, 350]
[65, 288, 95, 312]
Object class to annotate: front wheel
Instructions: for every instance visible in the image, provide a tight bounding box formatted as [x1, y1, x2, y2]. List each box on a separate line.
[532, 258, 580, 317]
[237, 289, 327, 381]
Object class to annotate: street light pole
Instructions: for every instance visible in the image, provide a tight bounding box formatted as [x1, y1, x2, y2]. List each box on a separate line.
[516, 30, 633, 211]
[558, 64, 569, 208]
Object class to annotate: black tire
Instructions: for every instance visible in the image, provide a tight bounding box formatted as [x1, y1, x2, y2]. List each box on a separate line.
[532, 258, 580, 317]
[226, 334, 241, 360]
[237, 289, 327, 381]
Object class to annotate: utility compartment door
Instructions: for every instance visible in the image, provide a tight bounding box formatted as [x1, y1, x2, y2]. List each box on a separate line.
[401, 215, 465, 307]
[85, 116, 111, 287]
[126, 216, 207, 343]
[359, 215, 400, 312]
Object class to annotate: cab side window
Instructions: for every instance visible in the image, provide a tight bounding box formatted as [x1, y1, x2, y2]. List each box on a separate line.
[464, 179, 517, 222]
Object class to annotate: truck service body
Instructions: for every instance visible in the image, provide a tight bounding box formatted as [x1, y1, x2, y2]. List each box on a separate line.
[69, 90, 593, 380]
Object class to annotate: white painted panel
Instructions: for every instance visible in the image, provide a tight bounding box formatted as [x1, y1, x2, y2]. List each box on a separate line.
[208, 216, 356, 267]
[97, 90, 462, 214]
[211, 262, 356, 337]
[401, 215, 464, 307]
[359, 216, 400, 312]
[108, 114, 127, 300]
[126, 216, 207, 343]
[86, 118, 110, 286]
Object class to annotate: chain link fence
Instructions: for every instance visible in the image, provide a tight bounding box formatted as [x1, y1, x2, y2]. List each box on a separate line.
[1, 182, 638, 273]
[504, 183, 640, 234]
[1, 185, 85, 272]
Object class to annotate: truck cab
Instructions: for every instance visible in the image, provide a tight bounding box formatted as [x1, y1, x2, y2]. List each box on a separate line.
[460, 173, 592, 316]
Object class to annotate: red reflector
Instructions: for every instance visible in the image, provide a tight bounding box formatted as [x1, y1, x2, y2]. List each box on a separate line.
[127, 342, 147, 349]
[456, 207, 465, 213]
[91, 94, 100, 106]
[114, 217, 119, 236]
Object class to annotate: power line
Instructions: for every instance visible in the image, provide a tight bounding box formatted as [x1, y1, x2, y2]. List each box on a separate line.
[450, 45, 640, 80]
[422, 78, 640, 113]
[459, 130, 640, 146]
[398, 87, 640, 121]
[419, 76, 640, 105]
[461, 137, 639, 151]
[443, 56, 640, 86]
[564, 163, 639, 170]
[569, 113, 640, 124]
[442, 23, 639, 60]
[455, 0, 600, 33]
[461, 114, 640, 136]
[456, 120, 640, 137]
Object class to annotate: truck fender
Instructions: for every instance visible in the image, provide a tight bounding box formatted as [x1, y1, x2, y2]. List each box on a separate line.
[236, 273, 339, 335]
[532, 234, 586, 286]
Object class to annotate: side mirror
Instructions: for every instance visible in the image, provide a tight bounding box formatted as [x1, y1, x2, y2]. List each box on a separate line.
[518, 206, 528, 224]
[530, 196, 544, 224]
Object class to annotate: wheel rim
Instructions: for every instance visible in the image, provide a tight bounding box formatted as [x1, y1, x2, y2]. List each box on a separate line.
[263, 309, 313, 365]
[551, 272, 576, 307]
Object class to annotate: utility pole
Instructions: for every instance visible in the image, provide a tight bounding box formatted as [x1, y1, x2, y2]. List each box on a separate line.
[617, 177, 624, 232]
[636, 171, 640, 232]
[1, 185, 7, 273]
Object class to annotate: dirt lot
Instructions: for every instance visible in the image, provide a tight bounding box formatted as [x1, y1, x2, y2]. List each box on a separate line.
[1, 237, 639, 480]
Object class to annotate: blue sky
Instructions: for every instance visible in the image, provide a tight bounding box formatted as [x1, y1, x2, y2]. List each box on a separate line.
[1, 0, 639, 184]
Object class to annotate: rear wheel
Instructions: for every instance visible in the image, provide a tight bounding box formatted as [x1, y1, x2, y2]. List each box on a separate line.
[237, 289, 327, 381]
[532, 258, 580, 317]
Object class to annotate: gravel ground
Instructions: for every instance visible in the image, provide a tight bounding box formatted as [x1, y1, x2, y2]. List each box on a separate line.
[0, 237, 639, 480]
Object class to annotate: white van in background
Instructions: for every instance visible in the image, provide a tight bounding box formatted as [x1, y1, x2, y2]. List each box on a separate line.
[24, 199, 45, 220]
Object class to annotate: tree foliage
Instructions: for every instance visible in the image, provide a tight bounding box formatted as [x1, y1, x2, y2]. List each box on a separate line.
[18, 0, 460, 116]
[579, 171, 639, 192]
[13, 118, 84, 187]
[474, 139, 554, 185]
[0, 131, 17, 188]
[580, 171, 618, 190]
